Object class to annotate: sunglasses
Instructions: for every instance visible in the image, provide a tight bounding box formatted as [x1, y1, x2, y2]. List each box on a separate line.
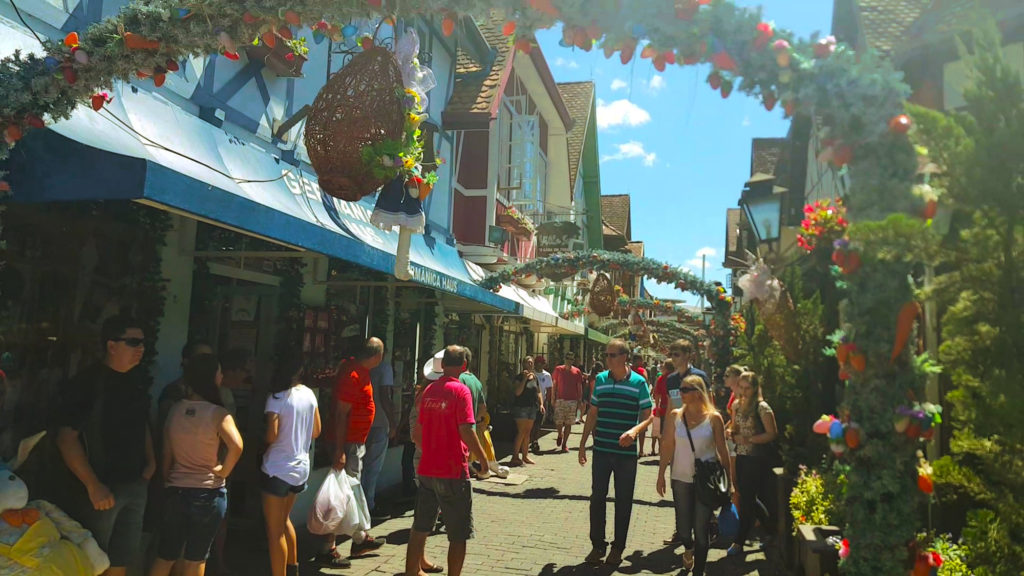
[602, 352, 625, 358]
[112, 337, 146, 348]
[679, 386, 699, 393]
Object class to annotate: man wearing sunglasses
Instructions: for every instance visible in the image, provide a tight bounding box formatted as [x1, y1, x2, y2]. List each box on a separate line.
[56, 314, 155, 576]
[578, 339, 653, 566]
[652, 338, 711, 546]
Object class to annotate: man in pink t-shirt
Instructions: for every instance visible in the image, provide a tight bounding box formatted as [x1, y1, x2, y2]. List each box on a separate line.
[406, 345, 486, 576]
[552, 351, 584, 453]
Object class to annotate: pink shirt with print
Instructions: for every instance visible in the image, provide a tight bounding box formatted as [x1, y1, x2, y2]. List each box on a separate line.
[417, 376, 476, 479]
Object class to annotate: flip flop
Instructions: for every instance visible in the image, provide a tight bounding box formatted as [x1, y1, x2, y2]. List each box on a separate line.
[422, 563, 445, 573]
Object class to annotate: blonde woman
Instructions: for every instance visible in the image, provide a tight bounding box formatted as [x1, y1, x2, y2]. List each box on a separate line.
[656, 375, 731, 576]
[727, 371, 777, 556]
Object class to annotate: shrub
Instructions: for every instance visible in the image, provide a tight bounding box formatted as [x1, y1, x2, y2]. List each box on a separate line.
[790, 463, 847, 532]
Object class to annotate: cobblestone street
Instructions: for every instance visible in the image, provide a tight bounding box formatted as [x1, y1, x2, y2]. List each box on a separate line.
[306, 430, 781, 576]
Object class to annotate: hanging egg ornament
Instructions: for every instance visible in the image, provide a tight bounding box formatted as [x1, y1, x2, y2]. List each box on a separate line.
[342, 24, 359, 39]
[707, 71, 722, 90]
[64, 32, 79, 47]
[503, 20, 516, 36]
[889, 114, 912, 134]
[844, 423, 861, 449]
[754, 22, 774, 50]
[74, 49, 89, 64]
[442, 14, 456, 37]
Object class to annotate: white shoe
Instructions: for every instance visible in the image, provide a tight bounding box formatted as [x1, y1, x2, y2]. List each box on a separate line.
[476, 468, 491, 480]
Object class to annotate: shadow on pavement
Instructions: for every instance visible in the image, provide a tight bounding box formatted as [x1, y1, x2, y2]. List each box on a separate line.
[472, 486, 673, 508]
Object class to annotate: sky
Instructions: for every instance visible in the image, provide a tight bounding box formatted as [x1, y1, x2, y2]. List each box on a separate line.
[535, 1, 834, 304]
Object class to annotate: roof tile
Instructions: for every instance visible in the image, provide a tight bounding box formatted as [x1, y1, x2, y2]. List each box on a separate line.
[855, 0, 929, 55]
[600, 195, 631, 241]
[446, 17, 514, 119]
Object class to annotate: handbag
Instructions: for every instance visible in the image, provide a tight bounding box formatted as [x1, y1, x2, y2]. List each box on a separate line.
[683, 413, 731, 509]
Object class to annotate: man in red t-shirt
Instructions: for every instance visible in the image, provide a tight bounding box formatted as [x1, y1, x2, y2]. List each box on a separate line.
[314, 337, 387, 567]
[552, 351, 584, 453]
[406, 345, 486, 576]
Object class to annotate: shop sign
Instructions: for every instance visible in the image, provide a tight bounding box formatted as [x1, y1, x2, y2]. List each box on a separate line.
[535, 220, 581, 257]
[412, 263, 458, 294]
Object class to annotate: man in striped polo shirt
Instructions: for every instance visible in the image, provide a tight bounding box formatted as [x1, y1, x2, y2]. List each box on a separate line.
[578, 339, 654, 566]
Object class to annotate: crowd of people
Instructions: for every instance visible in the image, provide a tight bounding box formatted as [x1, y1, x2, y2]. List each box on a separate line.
[20, 313, 778, 576]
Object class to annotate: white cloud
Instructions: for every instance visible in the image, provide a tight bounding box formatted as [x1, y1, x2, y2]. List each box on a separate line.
[553, 57, 579, 69]
[741, 116, 752, 127]
[649, 75, 665, 92]
[686, 247, 719, 270]
[601, 141, 657, 167]
[596, 99, 651, 130]
[610, 78, 628, 91]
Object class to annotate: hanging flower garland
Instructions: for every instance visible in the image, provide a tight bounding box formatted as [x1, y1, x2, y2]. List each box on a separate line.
[613, 296, 703, 325]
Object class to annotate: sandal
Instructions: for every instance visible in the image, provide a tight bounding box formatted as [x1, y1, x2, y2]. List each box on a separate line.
[422, 562, 445, 573]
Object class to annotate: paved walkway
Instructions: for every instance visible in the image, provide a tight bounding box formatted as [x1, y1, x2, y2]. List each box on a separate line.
[298, 430, 782, 576]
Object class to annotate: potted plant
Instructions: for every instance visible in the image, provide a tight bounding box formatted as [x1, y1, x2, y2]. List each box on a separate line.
[245, 32, 308, 77]
[790, 464, 847, 576]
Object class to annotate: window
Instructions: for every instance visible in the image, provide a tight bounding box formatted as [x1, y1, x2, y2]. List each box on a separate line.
[498, 93, 547, 220]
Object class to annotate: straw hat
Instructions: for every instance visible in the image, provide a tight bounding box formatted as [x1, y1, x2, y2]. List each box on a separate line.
[422, 349, 445, 380]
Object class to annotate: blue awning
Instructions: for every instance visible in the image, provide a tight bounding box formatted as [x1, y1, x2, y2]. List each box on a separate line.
[1, 21, 516, 313]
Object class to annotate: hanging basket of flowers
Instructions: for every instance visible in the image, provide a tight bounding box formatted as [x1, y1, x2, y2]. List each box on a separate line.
[305, 47, 407, 201]
[589, 273, 616, 317]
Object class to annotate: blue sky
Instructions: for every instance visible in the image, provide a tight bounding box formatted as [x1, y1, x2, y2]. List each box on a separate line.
[536, 1, 834, 303]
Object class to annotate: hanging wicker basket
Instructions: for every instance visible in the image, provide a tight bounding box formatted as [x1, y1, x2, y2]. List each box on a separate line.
[305, 47, 406, 201]
[589, 273, 616, 317]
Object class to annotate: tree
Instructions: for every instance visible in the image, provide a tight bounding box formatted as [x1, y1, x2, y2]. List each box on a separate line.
[910, 24, 1024, 576]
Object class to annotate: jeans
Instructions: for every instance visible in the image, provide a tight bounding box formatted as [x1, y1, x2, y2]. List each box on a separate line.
[85, 479, 148, 567]
[157, 487, 227, 562]
[735, 454, 772, 546]
[362, 426, 389, 511]
[589, 451, 638, 551]
[672, 480, 714, 575]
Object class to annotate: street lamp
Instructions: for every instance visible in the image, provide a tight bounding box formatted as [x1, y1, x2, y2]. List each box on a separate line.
[739, 173, 787, 251]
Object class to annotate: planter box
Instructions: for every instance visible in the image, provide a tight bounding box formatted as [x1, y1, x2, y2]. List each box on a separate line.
[795, 524, 841, 576]
[245, 33, 307, 77]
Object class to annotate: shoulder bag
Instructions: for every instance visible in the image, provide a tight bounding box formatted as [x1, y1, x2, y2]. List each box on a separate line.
[683, 413, 731, 509]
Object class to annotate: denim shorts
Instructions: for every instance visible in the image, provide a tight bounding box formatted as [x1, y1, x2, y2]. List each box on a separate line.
[412, 476, 474, 541]
[510, 406, 537, 421]
[260, 472, 306, 498]
[157, 487, 227, 562]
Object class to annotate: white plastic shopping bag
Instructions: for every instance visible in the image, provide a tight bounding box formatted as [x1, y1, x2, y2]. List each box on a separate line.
[337, 472, 372, 536]
[307, 469, 351, 535]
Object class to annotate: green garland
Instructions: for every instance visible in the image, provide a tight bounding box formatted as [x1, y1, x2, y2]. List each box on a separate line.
[0, 0, 936, 572]
[614, 296, 703, 325]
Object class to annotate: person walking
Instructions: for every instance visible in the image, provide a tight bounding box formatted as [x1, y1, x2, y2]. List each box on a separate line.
[652, 339, 712, 546]
[316, 337, 388, 566]
[722, 364, 747, 506]
[261, 356, 320, 576]
[655, 375, 731, 575]
[405, 346, 488, 576]
[581, 361, 603, 425]
[55, 315, 156, 576]
[727, 371, 777, 556]
[631, 354, 652, 458]
[150, 354, 243, 576]
[650, 359, 674, 458]
[509, 370, 543, 466]
[578, 339, 653, 566]
[459, 348, 503, 479]
[552, 351, 584, 453]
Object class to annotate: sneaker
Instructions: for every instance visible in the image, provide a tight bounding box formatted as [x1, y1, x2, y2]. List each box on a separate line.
[530, 441, 541, 453]
[312, 550, 351, 568]
[663, 533, 682, 546]
[350, 535, 386, 557]
[584, 548, 606, 565]
[727, 544, 743, 557]
[605, 547, 624, 566]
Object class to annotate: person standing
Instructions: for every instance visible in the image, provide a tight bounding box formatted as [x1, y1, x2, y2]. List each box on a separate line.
[458, 348, 498, 479]
[656, 375, 731, 576]
[55, 315, 156, 576]
[509, 371, 542, 466]
[365, 349, 398, 520]
[578, 339, 653, 566]
[150, 354, 244, 576]
[261, 356, 321, 576]
[405, 346, 487, 576]
[532, 355, 553, 451]
[582, 361, 603, 425]
[315, 337, 388, 566]
[650, 359, 675, 458]
[727, 371, 777, 556]
[631, 354, 652, 457]
[552, 351, 584, 453]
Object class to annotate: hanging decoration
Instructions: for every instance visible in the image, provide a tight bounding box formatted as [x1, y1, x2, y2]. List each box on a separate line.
[588, 272, 616, 317]
[735, 254, 799, 361]
[614, 296, 703, 325]
[369, 28, 437, 280]
[797, 198, 848, 252]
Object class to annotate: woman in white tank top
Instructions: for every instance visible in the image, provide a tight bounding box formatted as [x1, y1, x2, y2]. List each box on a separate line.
[655, 374, 731, 576]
